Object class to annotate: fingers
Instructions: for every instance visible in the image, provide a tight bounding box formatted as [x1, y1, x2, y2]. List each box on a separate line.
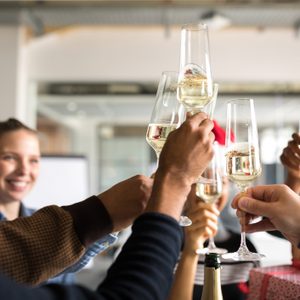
[232, 191, 250, 209]
[280, 133, 300, 171]
[185, 112, 214, 132]
[243, 218, 276, 233]
[234, 196, 272, 219]
[288, 139, 300, 157]
[199, 119, 215, 138]
[187, 200, 220, 217]
[280, 154, 300, 172]
[188, 206, 219, 224]
[281, 146, 300, 169]
[203, 219, 218, 238]
[292, 133, 300, 144]
[187, 217, 218, 238]
[233, 185, 278, 205]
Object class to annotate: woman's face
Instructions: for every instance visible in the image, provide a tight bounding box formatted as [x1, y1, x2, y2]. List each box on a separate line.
[0, 129, 40, 203]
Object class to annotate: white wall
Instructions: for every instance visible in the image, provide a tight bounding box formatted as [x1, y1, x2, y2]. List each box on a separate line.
[27, 26, 300, 83]
[0, 26, 29, 123]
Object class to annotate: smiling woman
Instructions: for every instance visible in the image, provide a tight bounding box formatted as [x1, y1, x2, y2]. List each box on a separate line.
[0, 118, 40, 221]
[0, 118, 119, 286]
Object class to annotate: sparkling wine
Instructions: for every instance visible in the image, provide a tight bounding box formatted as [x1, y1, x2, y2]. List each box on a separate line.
[196, 181, 222, 204]
[226, 143, 261, 186]
[146, 123, 177, 154]
[177, 73, 213, 110]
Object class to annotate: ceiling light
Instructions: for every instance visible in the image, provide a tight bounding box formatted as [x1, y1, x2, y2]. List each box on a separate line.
[200, 11, 232, 30]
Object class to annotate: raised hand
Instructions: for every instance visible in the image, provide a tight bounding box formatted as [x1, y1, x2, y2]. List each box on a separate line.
[158, 112, 215, 186]
[99, 175, 153, 231]
[184, 187, 219, 252]
[232, 184, 300, 247]
[147, 112, 215, 220]
[280, 133, 300, 193]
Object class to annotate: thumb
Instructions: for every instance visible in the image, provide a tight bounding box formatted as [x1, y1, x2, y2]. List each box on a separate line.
[238, 196, 271, 218]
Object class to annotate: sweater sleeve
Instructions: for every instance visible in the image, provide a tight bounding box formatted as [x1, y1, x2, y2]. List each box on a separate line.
[97, 212, 183, 300]
[0, 212, 183, 300]
[62, 195, 113, 247]
[0, 205, 85, 286]
[0, 195, 113, 286]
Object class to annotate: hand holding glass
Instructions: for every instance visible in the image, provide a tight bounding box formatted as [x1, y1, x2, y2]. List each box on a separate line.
[146, 71, 191, 226]
[195, 142, 228, 255]
[223, 98, 264, 261]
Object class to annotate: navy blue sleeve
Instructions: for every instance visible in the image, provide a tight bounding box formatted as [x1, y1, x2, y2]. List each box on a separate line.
[0, 212, 183, 300]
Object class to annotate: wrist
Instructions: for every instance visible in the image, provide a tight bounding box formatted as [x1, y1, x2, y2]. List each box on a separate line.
[183, 238, 205, 256]
[145, 170, 192, 220]
[63, 195, 113, 246]
[181, 246, 199, 258]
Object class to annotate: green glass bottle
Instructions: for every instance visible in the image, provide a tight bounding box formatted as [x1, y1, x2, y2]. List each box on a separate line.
[201, 253, 223, 300]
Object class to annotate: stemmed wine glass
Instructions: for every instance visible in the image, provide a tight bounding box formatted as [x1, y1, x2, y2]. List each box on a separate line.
[195, 142, 228, 255]
[223, 98, 264, 261]
[146, 71, 192, 226]
[177, 23, 214, 115]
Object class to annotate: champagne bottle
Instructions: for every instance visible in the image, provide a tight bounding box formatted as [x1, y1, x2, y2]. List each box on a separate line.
[201, 253, 223, 300]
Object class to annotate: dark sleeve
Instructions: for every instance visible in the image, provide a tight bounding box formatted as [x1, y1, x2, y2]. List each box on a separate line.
[62, 195, 113, 247]
[0, 212, 183, 300]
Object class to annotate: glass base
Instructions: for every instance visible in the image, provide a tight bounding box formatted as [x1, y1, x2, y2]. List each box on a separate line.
[179, 215, 192, 227]
[196, 247, 228, 255]
[222, 247, 265, 261]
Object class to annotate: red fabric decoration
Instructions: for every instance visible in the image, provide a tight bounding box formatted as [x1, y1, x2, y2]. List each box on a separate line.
[212, 120, 226, 145]
[292, 259, 300, 270]
[237, 282, 249, 294]
[212, 120, 234, 145]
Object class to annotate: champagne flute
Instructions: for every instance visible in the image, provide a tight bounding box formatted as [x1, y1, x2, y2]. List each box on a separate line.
[195, 142, 228, 255]
[146, 71, 192, 226]
[223, 98, 264, 261]
[177, 23, 214, 115]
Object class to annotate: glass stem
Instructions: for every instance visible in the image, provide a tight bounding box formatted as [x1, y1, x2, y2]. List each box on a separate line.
[239, 232, 249, 249]
[208, 237, 216, 250]
[238, 184, 250, 252]
[155, 152, 160, 170]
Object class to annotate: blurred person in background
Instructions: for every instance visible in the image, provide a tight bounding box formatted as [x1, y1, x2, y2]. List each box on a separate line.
[0, 118, 127, 284]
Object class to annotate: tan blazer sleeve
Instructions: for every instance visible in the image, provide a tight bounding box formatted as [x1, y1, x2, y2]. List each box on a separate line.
[0, 206, 85, 286]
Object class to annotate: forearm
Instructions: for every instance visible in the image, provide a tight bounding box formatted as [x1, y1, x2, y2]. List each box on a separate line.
[168, 248, 199, 300]
[146, 170, 191, 220]
[0, 206, 85, 286]
[63, 195, 113, 246]
[0, 213, 183, 300]
[0, 195, 113, 286]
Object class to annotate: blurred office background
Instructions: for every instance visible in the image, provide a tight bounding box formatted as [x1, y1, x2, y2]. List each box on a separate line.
[1, 0, 300, 288]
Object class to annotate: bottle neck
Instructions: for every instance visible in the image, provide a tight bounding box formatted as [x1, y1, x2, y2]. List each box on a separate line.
[201, 266, 223, 300]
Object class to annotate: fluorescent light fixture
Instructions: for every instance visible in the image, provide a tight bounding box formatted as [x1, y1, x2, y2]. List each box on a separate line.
[200, 11, 232, 30]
